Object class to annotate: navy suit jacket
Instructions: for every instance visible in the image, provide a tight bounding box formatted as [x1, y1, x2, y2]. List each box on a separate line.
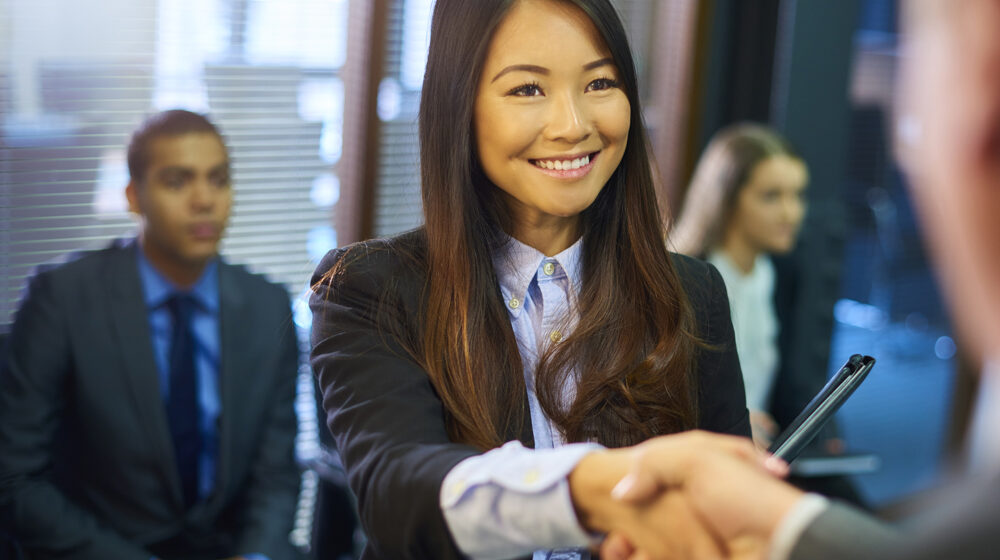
[0, 240, 300, 560]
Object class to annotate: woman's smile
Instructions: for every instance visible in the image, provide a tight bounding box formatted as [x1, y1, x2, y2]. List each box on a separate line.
[528, 151, 600, 179]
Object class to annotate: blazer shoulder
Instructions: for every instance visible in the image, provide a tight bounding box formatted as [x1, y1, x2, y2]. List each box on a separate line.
[669, 251, 712, 279]
[311, 228, 427, 294]
[669, 251, 722, 310]
[24, 240, 134, 295]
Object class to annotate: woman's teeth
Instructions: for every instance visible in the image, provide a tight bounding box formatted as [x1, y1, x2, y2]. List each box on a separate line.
[534, 154, 590, 170]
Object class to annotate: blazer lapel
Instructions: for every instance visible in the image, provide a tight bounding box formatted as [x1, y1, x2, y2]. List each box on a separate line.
[105, 241, 183, 508]
[212, 262, 250, 507]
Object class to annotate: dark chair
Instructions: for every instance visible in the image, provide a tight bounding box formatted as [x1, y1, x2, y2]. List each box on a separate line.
[0, 331, 25, 559]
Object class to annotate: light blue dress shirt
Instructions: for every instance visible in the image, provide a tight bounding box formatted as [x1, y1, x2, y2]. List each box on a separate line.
[137, 248, 269, 560]
[440, 236, 603, 560]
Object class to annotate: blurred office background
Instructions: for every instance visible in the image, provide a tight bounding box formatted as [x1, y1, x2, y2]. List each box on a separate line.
[0, 0, 967, 556]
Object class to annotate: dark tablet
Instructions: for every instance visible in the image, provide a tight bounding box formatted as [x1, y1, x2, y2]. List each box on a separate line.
[767, 354, 876, 462]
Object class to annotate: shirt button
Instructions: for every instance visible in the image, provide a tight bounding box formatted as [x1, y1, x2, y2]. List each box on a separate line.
[524, 469, 540, 484]
[508, 297, 520, 309]
[550, 330, 563, 343]
[543, 262, 555, 276]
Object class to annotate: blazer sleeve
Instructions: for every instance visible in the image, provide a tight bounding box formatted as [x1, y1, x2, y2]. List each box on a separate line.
[0, 270, 152, 559]
[788, 502, 900, 560]
[680, 256, 752, 437]
[309, 246, 479, 559]
[235, 287, 301, 560]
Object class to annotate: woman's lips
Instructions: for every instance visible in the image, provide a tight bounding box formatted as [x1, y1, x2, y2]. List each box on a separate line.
[530, 151, 599, 179]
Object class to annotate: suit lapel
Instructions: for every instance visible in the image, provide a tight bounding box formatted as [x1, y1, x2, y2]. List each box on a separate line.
[105, 241, 183, 508]
[212, 262, 249, 507]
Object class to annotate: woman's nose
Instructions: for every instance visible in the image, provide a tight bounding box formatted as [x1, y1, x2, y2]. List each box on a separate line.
[781, 196, 804, 222]
[544, 92, 592, 144]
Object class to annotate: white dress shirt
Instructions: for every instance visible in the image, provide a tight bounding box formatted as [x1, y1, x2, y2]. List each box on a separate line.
[441, 236, 602, 560]
[707, 250, 779, 411]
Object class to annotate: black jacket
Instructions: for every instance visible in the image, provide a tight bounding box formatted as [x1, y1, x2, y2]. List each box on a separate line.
[310, 228, 751, 559]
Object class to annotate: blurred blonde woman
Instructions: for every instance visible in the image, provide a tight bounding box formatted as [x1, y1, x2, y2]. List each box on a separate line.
[672, 123, 808, 449]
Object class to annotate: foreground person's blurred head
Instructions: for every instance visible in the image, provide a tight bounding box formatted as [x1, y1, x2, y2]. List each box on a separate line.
[899, 0, 1000, 362]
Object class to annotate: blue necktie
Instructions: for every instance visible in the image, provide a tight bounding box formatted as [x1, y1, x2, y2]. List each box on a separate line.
[165, 294, 201, 509]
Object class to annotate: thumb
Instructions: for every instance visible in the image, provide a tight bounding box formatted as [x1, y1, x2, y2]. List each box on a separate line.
[610, 469, 662, 503]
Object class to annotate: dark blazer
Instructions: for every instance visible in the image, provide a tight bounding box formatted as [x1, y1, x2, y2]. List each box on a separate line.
[309, 228, 751, 560]
[770, 253, 835, 439]
[0, 240, 300, 560]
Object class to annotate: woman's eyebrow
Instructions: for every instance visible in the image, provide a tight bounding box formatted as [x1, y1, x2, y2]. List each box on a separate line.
[491, 64, 549, 83]
[583, 57, 614, 71]
[489, 57, 616, 83]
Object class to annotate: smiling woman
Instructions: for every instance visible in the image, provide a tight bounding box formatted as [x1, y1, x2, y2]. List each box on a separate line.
[310, 1, 752, 558]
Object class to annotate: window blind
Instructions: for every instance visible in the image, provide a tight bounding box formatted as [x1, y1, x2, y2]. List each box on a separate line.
[1, 0, 348, 327]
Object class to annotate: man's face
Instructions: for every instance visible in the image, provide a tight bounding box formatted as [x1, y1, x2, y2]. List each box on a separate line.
[126, 132, 232, 269]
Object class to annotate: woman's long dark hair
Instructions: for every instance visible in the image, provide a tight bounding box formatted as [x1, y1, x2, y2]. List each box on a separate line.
[416, 0, 701, 450]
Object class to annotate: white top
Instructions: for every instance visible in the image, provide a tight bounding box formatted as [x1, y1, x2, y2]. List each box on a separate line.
[707, 250, 780, 411]
[440, 237, 601, 560]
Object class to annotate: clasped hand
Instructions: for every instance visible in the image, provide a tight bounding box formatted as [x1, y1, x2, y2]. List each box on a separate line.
[569, 431, 804, 560]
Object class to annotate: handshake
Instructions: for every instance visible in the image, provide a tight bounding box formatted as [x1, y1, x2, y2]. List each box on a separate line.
[569, 431, 807, 560]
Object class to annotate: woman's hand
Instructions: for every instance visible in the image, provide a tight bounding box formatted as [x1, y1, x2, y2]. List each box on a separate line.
[570, 446, 725, 559]
[569, 431, 784, 559]
[749, 410, 779, 451]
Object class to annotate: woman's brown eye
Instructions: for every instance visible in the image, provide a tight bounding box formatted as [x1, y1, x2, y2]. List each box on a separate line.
[509, 83, 543, 97]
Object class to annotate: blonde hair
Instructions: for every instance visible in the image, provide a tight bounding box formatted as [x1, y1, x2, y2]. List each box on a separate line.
[671, 122, 799, 256]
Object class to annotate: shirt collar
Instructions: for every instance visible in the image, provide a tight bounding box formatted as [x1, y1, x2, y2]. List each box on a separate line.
[136, 242, 220, 313]
[493, 235, 583, 312]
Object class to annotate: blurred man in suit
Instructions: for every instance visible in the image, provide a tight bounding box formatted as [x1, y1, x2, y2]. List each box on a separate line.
[0, 110, 300, 560]
[599, 0, 1000, 558]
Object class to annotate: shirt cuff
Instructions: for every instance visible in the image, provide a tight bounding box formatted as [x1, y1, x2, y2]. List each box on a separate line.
[441, 440, 604, 559]
[767, 493, 829, 560]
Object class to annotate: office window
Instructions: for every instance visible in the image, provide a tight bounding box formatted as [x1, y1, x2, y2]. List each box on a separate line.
[0, 0, 347, 326]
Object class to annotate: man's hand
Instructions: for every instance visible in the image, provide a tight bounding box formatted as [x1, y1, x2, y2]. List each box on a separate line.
[599, 431, 804, 560]
[570, 431, 785, 559]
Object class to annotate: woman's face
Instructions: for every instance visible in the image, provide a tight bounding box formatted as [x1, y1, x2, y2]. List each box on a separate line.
[728, 154, 809, 255]
[474, 0, 631, 245]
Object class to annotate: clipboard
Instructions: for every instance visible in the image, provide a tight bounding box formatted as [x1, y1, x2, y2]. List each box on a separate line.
[767, 354, 876, 463]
